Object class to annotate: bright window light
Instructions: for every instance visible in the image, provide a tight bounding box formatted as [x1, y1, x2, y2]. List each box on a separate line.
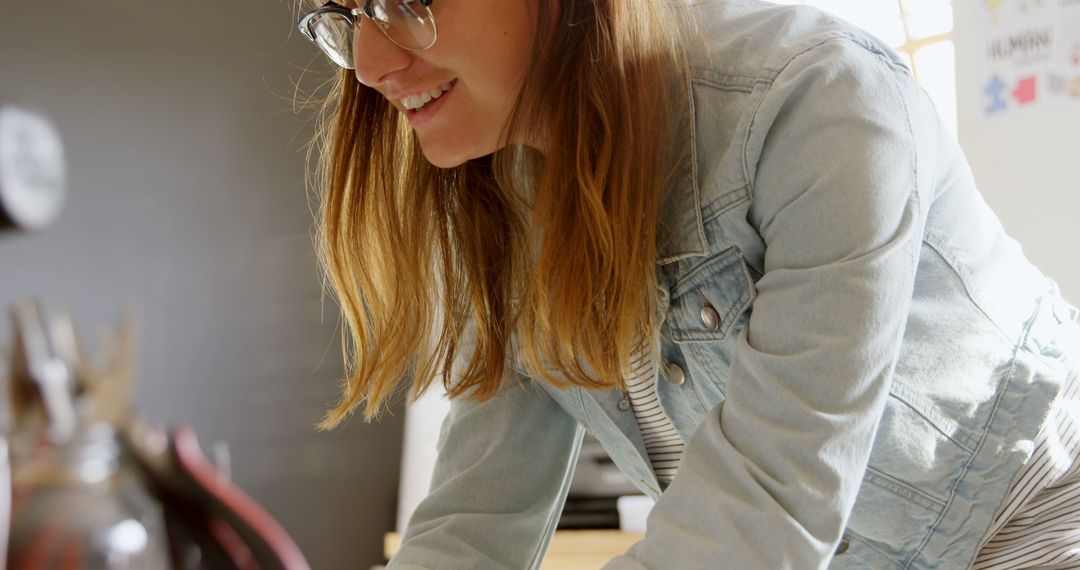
[769, 0, 958, 137]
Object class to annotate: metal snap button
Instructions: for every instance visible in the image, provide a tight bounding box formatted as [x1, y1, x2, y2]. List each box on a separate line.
[834, 538, 849, 555]
[617, 397, 631, 411]
[700, 304, 721, 331]
[665, 363, 685, 385]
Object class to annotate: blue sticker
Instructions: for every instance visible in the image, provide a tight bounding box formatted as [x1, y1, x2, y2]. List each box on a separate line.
[985, 75, 1009, 114]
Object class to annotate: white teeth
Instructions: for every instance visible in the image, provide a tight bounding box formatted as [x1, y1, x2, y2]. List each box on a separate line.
[401, 80, 455, 110]
[405, 92, 433, 110]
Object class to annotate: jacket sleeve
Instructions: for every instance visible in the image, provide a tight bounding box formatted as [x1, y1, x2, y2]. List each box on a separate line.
[388, 353, 585, 570]
[605, 38, 926, 569]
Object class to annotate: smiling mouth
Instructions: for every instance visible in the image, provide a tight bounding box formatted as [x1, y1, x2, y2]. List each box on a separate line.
[401, 79, 457, 113]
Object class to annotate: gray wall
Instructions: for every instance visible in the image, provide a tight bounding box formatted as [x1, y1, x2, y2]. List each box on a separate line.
[1, 2, 403, 568]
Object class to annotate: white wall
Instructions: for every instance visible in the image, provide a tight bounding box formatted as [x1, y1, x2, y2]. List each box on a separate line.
[396, 385, 450, 533]
[954, 0, 1080, 303]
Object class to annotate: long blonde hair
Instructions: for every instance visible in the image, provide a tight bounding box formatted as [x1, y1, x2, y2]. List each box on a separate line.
[307, 0, 694, 426]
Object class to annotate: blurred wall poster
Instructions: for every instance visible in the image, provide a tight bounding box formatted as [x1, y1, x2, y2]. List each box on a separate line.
[955, 0, 1080, 302]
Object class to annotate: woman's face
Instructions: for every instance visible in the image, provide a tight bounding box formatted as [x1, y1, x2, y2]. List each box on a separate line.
[353, 0, 540, 168]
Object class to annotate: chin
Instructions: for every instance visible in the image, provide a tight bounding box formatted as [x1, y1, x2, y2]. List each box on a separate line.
[420, 142, 490, 169]
[424, 153, 468, 169]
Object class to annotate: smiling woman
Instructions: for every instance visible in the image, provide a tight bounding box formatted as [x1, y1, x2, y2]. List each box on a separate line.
[294, 1, 1080, 569]
[297, 0, 689, 421]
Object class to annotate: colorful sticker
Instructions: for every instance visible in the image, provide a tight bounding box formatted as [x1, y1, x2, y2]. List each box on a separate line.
[1013, 76, 1039, 103]
[985, 0, 1003, 25]
[985, 75, 1010, 113]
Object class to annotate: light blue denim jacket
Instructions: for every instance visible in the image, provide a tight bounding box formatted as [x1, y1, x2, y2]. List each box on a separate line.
[389, 1, 1080, 568]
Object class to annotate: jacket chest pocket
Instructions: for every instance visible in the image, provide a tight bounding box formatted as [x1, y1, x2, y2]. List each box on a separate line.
[663, 247, 757, 403]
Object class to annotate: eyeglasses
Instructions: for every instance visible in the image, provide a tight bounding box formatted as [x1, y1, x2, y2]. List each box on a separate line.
[297, 0, 438, 69]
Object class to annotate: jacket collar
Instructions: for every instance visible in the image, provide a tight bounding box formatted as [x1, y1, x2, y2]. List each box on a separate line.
[656, 67, 709, 265]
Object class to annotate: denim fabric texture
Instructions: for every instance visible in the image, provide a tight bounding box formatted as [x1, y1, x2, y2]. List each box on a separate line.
[389, 1, 1080, 568]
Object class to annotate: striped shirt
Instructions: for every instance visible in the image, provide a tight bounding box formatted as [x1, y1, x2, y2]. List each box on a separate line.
[625, 343, 685, 484]
[972, 366, 1080, 569]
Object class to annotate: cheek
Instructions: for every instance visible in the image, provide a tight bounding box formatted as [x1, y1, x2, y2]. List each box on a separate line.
[441, 45, 528, 119]
[491, 22, 537, 98]
[448, 6, 536, 90]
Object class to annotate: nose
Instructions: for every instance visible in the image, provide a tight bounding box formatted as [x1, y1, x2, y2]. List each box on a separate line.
[352, 18, 411, 88]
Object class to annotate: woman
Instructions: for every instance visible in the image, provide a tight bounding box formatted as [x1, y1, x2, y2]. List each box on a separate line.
[296, 0, 1080, 568]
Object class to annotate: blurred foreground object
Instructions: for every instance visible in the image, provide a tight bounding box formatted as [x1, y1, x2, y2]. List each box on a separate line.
[4, 300, 310, 569]
[0, 104, 66, 232]
[6, 301, 168, 569]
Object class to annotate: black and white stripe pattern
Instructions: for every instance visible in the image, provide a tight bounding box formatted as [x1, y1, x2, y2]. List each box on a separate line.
[625, 343, 685, 484]
[972, 368, 1080, 569]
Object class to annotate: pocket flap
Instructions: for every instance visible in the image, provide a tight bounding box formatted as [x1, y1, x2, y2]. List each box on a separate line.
[668, 247, 756, 343]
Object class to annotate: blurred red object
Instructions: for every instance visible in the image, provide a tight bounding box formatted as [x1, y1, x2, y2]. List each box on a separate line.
[123, 422, 311, 570]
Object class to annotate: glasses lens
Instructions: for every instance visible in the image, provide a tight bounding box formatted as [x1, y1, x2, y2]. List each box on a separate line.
[371, 0, 436, 50]
[310, 13, 355, 69]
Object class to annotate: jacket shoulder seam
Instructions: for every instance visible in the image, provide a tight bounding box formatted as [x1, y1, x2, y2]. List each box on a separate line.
[741, 33, 912, 199]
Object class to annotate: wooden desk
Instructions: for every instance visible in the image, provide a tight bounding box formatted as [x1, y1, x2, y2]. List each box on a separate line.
[385, 530, 643, 569]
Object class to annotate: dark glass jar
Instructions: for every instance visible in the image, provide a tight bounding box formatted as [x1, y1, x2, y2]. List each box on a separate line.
[6, 423, 170, 569]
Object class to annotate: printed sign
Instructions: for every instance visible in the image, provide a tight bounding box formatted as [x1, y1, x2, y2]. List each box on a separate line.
[972, 0, 1079, 115]
[987, 27, 1054, 63]
[956, 0, 1080, 304]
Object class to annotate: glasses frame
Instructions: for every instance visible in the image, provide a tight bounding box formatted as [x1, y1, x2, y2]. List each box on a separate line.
[297, 0, 438, 68]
